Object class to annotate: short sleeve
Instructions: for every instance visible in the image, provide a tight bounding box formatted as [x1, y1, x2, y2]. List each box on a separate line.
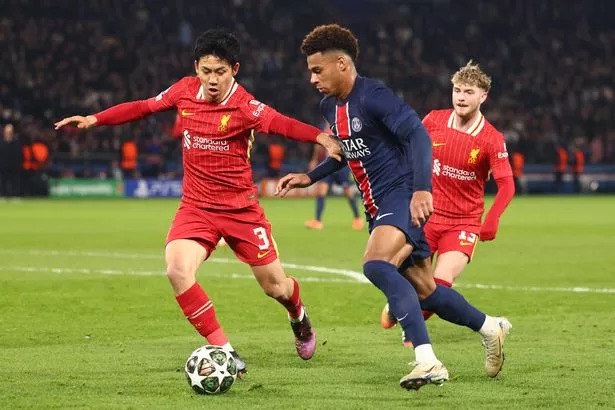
[146, 77, 188, 112]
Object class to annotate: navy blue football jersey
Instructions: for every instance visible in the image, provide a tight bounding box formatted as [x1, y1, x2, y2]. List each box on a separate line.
[320, 76, 429, 218]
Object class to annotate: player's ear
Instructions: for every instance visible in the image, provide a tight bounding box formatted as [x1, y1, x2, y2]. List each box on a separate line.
[337, 55, 348, 71]
[479, 91, 488, 104]
[193, 60, 199, 75]
[232, 62, 240, 76]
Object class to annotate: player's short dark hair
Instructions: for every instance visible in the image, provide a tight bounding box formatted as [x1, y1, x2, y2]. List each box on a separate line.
[300, 24, 359, 61]
[193, 28, 240, 65]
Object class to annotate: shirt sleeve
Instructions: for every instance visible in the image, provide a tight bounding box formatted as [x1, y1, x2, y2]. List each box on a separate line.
[240, 98, 320, 142]
[146, 78, 186, 112]
[362, 85, 419, 139]
[94, 78, 185, 126]
[488, 133, 513, 179]
[363, 85, 432, 191]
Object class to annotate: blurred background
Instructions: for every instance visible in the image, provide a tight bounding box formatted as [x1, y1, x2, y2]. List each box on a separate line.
[1, 0, 614, 198]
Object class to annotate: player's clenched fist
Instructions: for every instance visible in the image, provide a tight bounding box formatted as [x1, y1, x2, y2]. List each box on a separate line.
[54, 115, 98, 130]
[410, 190, 434, 227]
[315, 133, 344, 162]
[274, 173, 312, 198]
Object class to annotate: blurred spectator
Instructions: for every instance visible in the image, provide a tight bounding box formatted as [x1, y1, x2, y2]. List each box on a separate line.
[120, 137, 138, 178]
[554, 143, 569, 193]
[571, 139, 586, 193]
[0, 0, 613, 177]
[267, 136, 286, 178]
[0, 123, 23, 197]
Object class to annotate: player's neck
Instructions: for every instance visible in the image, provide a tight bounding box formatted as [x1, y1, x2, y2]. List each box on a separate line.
[337, 72, 358, 100]
[454, 110, 483, 133]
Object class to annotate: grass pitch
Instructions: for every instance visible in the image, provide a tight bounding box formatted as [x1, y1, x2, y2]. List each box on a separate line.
[1, 196, 614, 409]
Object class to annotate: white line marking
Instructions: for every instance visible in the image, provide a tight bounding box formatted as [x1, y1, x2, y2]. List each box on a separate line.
[1, 249, 614, 294]
[0, 249, 368, 283]
[0, 266, 358, 283]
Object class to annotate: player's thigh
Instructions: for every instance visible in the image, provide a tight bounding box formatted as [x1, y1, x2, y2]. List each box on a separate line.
[222, 204, 279, 266]
[364, 225, 408, 262]
[166, 203, 221, 257]
[165, 239, 208, 276]
[433, 251, 469, 282]
[366, 190, 429, 264]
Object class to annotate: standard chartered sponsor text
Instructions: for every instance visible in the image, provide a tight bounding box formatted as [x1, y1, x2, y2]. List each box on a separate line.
[441, 165, 477, 181]
[193, 136, 230, 151]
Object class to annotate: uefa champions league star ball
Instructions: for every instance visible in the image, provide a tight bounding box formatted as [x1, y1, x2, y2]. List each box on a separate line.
[185, 345, 238, 395]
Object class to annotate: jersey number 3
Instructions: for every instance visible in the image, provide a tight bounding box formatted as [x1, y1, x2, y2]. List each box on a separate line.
[253, 227, 271, 250]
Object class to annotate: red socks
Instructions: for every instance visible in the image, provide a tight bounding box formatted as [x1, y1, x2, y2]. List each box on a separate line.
[276, 277, 303, 319]
[175, 283, 228, 346]
[422, 278, 453, 320]
[435, 278, 453, 288]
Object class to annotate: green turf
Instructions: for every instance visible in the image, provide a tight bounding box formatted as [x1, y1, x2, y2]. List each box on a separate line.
[1, 196, 614, 409]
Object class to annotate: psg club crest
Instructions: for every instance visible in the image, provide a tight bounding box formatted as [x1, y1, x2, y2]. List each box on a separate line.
[351, 117, 362, 132]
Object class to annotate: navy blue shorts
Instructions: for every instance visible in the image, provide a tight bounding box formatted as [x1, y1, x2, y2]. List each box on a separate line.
[367, 188, 431, 263]
[322, 167, 352, 187]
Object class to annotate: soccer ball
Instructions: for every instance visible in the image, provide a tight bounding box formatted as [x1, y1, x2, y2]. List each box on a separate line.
[184, 345, 238, 395]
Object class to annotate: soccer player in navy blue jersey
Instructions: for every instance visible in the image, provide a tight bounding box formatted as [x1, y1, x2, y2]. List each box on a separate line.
[277, 24, 512, 388]
[276, 24, 448, 390]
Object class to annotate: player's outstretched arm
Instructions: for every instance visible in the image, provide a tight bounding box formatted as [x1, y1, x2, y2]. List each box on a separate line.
[275, 156, 347, 197]
[274, 173, 312, 198]
[55, 100, 157, 130]
[54, 115, 98, 130]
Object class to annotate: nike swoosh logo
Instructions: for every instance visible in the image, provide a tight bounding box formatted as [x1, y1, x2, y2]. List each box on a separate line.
[181, 109, 194, 117]
[432, 142, 446, 147]
[396, 313, 408, 321]
[257, 249, 272, 259]
[375, 212, 394, 221]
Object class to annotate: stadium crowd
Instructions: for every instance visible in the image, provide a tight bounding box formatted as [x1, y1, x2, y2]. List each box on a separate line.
[0, 0, 613, 184]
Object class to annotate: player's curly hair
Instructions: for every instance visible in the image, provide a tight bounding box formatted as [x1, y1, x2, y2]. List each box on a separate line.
[194, 28, 240, 65]
[300, 24, 359, 61]
[451, 60, 492, 91]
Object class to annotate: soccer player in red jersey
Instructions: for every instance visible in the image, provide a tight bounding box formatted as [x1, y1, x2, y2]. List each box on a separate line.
[381, 61, 515, 377]
[54, 29, 344, 376]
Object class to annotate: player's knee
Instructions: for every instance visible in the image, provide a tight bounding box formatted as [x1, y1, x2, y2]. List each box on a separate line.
[261, 281, 286, 299]
[166, 262, 196, 285]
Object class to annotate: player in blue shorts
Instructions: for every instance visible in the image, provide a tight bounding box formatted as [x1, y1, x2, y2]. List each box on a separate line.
[304, 143, 364, 231]
[276, 24, 509, 390]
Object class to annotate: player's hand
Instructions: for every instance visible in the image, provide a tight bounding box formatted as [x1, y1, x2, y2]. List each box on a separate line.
[54, 115, 98, 130]
[316, 133, 344, 162]
[274, 173, 312, 198]
[410, 190, 433, 227]
[479, 215, 499, 241]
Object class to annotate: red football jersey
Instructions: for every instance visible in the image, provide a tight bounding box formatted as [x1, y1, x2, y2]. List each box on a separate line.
[424, 109, 512, 227]
[147, 76, 278, 209]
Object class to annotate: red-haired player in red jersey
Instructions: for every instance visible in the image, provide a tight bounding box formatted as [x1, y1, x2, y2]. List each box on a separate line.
[382, 61, 515, 377]
[55, 28, 343, 378]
